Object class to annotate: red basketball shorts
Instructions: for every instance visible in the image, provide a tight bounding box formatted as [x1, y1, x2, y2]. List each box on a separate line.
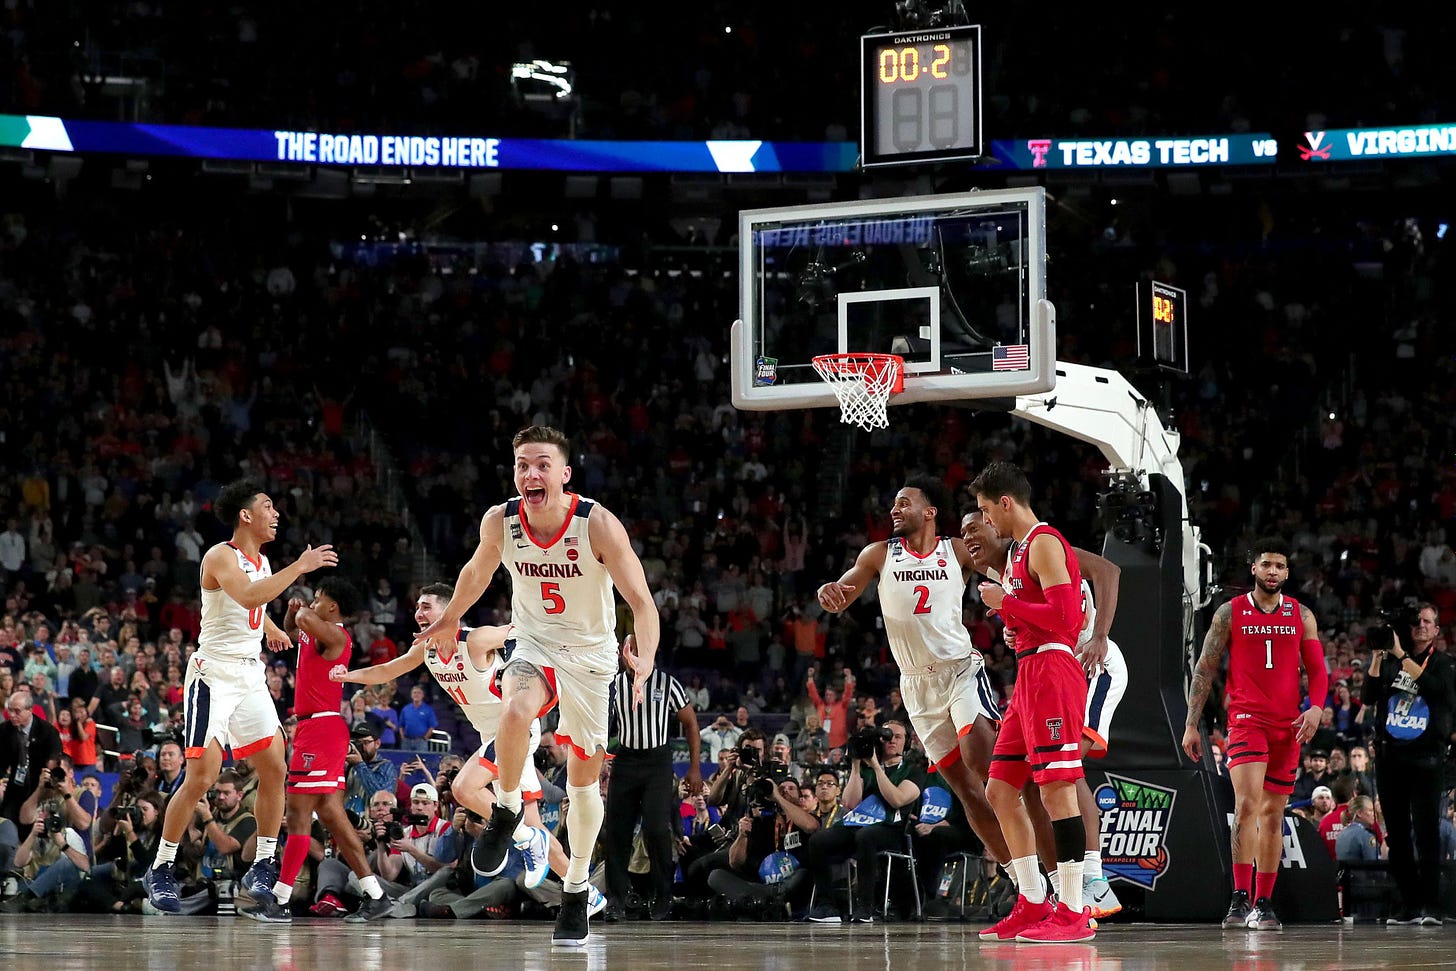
[287, 715, 348, 794]
[1225, 716, 1299, 795]
[988, 646, 1089, 788]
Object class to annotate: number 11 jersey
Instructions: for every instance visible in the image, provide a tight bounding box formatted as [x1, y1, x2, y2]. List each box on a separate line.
[1226, 592, 1306, 727]
[879, 536, 977, 669]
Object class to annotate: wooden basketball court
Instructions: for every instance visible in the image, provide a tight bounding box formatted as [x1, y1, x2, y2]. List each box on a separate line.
[5, 916, 1456, 969]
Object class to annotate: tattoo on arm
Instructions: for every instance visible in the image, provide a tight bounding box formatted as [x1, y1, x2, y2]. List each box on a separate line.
[1186, 602, 1232, 728]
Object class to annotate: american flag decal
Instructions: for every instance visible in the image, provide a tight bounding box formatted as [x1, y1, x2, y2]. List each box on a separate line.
[565, 536, 578, 547]
[992, 344, 1030, 371]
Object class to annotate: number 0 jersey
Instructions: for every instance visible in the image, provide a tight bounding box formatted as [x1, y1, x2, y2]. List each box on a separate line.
[500, 494, 616, 649]
[1226, 593, 1306, 726]
[879, 536, 977, 669]
[198, 542, 272, 661]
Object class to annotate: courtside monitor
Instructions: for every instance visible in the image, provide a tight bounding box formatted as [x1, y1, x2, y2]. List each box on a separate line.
[732, 187, 1055, 412]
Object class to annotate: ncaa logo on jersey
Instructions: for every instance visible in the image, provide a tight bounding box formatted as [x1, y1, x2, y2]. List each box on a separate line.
[567, 548, 579, 561]
[1280, 603, 1294, 617]
[1045, 718, 1064, 741]
[937, 559, 947, 567]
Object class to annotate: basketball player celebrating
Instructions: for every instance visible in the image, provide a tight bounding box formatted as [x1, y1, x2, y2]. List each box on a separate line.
[1182, 538, 1325, 931]
[816, 474, 1012, 871]
[330, 582, 564, 894]
[970, 461, 1094, 944]
[415, 425, 657, 946]
[962, 508, 1128, 920]
[144, 480, 338, 913]
[241, 579, 393, 923]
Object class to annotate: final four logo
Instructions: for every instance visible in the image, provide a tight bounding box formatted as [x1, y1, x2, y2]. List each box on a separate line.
[1095, 773, 1176, 890]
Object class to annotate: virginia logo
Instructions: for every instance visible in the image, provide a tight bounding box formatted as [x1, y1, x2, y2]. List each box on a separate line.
[1095, 773, 1177, 890]
[1299, 131, 1331, 160]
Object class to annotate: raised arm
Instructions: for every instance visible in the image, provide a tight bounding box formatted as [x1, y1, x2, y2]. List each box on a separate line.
[1181, 601, 1232, 761]
[414, 506, 506, 651]
[297, 606, 351, 662]
[204, 542, 337, 611]
[816, 543, 887, 614]
[332, 642, 427, 685]
[463, 623, 511, 669]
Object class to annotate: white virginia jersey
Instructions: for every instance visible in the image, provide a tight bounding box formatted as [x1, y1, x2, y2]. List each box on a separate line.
[424, 625, 503, 737]
[198, 543, 272, 661]
[500, 494, 616, 648]
[1076, 578, 1099, 650]
[879, 536, 976, 668]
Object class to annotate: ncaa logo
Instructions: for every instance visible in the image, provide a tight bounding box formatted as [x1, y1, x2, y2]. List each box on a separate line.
[567, 548, 579, 561]
[937, 559, 947, 567]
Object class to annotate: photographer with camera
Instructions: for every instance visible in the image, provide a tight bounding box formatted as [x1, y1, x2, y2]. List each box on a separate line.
[1, 688, 63, 875]
[189, 769, 259, 900]
[93, 792, 163, 908]
[800, 720, 926, 923]
[705, 776, 819, 917]
[1362, 603, 1456, 925]
[15, 758, 97, 865]
[342, 723, 398, 818]
[0, 803, 90, 912]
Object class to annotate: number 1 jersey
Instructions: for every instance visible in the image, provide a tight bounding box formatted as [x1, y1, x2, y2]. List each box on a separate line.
[500, 493, 616, 648]
[1226, 593, 1306, 726]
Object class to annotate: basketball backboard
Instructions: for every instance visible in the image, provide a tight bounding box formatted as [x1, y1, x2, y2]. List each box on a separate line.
[731, 187, 1055, 412]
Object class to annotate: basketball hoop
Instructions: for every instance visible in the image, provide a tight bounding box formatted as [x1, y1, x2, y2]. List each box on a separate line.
[811, 353, 904, 431]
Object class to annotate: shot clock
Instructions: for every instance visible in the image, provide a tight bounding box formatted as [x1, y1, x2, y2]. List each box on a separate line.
[860, 24, 982, 168]
[1137, 280, 1189, 374]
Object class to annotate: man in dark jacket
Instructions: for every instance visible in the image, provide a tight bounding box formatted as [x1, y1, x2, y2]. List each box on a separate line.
[1, 689, 65, 872]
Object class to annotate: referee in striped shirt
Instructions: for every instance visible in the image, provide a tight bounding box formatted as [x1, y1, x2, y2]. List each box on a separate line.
[605, 644, 702, 921]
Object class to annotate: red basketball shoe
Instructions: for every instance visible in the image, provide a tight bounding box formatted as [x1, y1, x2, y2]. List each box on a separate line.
[978, 894, 1055, 942]
[1016, 902, 1097, 943]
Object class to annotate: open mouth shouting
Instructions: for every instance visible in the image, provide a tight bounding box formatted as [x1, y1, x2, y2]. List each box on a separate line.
[524, 486, 548, 506]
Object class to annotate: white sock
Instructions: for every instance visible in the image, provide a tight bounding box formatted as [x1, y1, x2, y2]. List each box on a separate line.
[1058, 860, 1085, 912]
[497, 784, 523, 815]
[153, 839, 179, 866]
[999, 862, 1017, 888]
[1049, 871, 1062, 897]
[1083, 850, 1103, 881]
[272, 881, 293, 905]
[1012, 856, 1044, 904]
[255, 836, 278, 861]
[564, 783, 604, 891]
[358, 875, 384, 900]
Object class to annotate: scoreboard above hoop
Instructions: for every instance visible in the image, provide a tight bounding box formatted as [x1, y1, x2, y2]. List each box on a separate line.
[861, 24, 982, 168]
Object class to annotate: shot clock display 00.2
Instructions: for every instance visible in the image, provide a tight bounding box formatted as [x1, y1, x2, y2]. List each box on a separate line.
[861, 24, 982, 168]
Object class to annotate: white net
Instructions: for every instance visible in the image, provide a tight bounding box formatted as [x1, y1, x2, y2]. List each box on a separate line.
[811, 354, 904, 432]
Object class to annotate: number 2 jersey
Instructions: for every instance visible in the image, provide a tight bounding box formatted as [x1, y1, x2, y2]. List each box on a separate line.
[500, 493, 616, 650]
[879, 536, 978, 669]
[1226, 593, 1305, 726]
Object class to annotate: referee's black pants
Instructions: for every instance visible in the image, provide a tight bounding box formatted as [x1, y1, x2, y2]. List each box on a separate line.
[604, 746, 678, 908]
[1376, 752, 1444, 913]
